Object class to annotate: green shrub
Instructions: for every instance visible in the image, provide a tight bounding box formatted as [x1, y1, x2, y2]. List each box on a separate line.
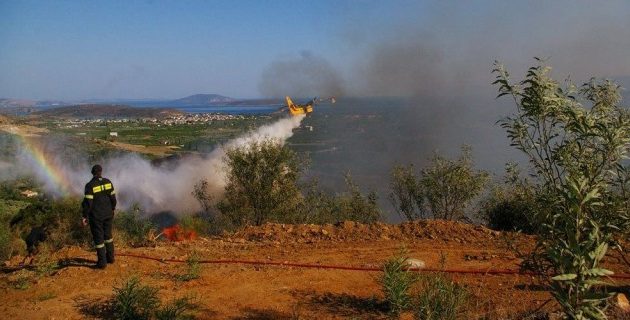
[414, 275, 468, 320]
[154, 296, 197, 320]
[420, 146, 489, 220]
[179, 214, 214, 236]
[112, 276, 197, 320]
[389, 164, 425, 221]
[218, 139, 304, 227]
[298, 175, 381, 224]
[478, 164, 537, 233]
[380, 253, 418, 315]
[7, 197, 91, 251]
[0, 223, 11, 261]
[114, 206, 156, 247]
[494, 59, 630, 319]
[113, 276, 160, 320]
[175, 251, 201, 282]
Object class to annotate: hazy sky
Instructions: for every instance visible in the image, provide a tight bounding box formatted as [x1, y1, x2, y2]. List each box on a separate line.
[1, 0, 629, 100]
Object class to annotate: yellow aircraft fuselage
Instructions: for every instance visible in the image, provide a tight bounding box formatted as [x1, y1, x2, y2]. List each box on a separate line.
[286, 96, 314, 116]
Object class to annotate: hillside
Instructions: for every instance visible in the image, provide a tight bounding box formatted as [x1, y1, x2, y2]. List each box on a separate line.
[34, 104, 184, 119]
[0, 99, 39, 115]
[173, 94, 235, 105]
[1, 220, 628, 319]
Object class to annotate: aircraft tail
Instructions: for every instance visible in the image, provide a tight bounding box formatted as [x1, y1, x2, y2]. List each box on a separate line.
[285, 96, 295, 108]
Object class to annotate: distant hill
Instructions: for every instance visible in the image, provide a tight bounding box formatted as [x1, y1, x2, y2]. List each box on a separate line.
[0, 99, 39, 115]
[35, 104, 183, 119]
[172, 94, 235, 105]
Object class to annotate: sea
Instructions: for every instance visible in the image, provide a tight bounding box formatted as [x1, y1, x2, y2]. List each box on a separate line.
[122, 100, 282, 115]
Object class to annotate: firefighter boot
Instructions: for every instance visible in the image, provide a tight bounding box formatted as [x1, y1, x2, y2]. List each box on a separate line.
[96, 246, 107, 269]
[105, 242, 115, 264]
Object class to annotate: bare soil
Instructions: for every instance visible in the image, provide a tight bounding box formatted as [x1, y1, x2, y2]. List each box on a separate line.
[1, 220, 629, 319]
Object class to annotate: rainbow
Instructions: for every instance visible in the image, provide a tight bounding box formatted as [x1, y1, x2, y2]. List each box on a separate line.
[16, 134, 75, 197]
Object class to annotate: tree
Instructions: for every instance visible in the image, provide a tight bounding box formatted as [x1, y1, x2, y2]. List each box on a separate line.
[389, 164, 425, 221]
[494, 58, 630, 319]
[217, 139, 304, 227]
[419, 146, 489, 220]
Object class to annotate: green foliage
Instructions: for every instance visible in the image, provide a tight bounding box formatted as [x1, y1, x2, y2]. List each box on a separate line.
[0, 225, 11, 261]
[114, 205, 156, 247]
[218, 139, 305, 227]
[113, 276, 160, 320]
[389, 147, 488, 221]
[389, 164, 425, 221]
[175, 251, 201, 282]
[112, 276, 197, 320]
[153, 296, 197, 320]
[478, 163, 537, 233]
[494, 59, 630, 319]
[299, 174, 381, 224]
[414, 275, 468, 320]
[10, 269, 33, 290]
[420, 146, 489, 220]
[380, 252, 418, 315]
[0, 198, 30, 260]
[7, 197, 91, 251]
[178, 214, 213, 236]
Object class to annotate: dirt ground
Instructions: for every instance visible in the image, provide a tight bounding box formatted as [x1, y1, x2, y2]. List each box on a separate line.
[1, 220, 629, 319]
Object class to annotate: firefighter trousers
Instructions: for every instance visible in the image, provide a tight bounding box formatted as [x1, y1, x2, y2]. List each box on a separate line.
[89, 216, 113, 248]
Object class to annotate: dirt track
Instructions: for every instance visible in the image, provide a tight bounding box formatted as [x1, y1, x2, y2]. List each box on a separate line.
[1, 221, 629, 319]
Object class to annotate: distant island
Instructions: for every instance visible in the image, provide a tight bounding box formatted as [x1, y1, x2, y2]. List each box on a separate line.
[172, 94, 235, 105]
[34, 104, 183, 119]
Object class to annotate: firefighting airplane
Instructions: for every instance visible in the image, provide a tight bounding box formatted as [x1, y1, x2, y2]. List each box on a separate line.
[285, 96, 336, 116]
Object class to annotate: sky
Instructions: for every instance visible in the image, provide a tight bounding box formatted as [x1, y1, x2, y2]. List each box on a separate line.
[1, 0, 630, 100]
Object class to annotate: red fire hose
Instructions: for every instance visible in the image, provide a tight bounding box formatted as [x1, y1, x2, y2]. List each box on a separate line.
[116, 253, 630, 280]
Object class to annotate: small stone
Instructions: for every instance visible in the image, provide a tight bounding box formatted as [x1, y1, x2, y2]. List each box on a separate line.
[321, 229, 329, 236]
[404, 258, 426, 270]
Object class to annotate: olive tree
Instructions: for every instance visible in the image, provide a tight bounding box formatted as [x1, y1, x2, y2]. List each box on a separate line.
[493, 58, 630, 319]
[217, 139, 304, 226]
[389, 164, 425, 221]
[420, 146, 489, 220]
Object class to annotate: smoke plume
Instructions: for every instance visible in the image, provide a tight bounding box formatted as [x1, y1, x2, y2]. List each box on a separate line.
[5, 116, 304, 214]
[258, 51, 344, 98]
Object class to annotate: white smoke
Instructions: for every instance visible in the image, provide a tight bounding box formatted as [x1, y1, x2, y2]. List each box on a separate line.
[107, 115, 305, 213]
[10, 115, 305, 214]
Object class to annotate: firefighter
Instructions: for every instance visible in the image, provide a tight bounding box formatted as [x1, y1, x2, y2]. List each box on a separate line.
[82, 164, 116, 269]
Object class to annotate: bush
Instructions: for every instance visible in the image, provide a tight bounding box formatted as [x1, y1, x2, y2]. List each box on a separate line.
[388, 146, 489, 221]
[7, 197, 91, 252]
[420, 146, 489, 220]
[414, 275, 468, 320]
[389, 164, 425, 221]
[0, 224, 11, 261]
[478, 164, 537, 233]
[218, 139, 304, 227]
[112, 276, 197, 320]
[175, 251, 201, 282]
[113, 276, 160, 320]
[114, 206, 156, 247]
[380, 252, 418, 315]
[154, 297, 197, 320]
[0, 199, 30, 261]
[299, 174, 381, 224]
[494, 59, 630, 318]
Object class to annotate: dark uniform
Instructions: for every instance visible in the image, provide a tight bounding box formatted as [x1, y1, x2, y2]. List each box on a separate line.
[82, 165, 117, 268]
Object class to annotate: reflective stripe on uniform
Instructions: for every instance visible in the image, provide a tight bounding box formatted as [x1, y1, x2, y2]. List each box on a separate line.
[104, 183, 112, 190]
[84, 194, 94, 199]
[111, 190, 116, 195]
[93, 185, 103, 193]
[104, 238, 114, 243]
[95, 243, 105, 249]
